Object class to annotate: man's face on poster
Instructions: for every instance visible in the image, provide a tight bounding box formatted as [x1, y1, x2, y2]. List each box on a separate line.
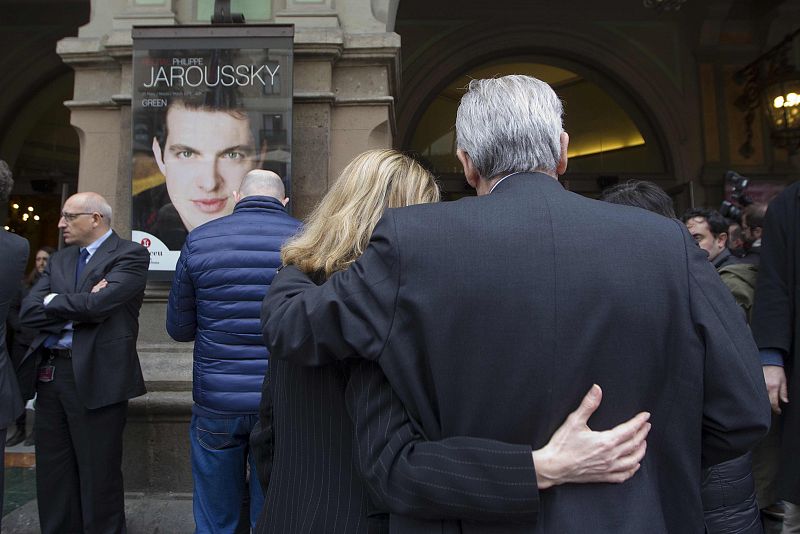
[152, 103, 261, 232]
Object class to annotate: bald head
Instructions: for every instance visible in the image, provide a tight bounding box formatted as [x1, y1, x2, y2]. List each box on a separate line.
[59, 192, 113, 247]
[235, 170, 288, 205]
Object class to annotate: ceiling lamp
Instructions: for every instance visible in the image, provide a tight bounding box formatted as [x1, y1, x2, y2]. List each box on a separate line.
[735, 28, 800, 157]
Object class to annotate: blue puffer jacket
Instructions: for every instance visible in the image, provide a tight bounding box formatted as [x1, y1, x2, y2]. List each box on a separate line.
[166, 196, 301, 414]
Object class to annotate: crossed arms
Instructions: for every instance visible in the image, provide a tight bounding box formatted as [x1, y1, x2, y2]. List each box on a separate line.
[20, 245, 149, 330]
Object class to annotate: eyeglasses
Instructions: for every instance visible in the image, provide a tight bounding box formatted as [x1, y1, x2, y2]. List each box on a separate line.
[60, 212, 99, 222]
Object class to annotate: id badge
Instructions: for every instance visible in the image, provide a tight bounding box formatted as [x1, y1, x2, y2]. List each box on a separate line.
[38, 365, 55, 383]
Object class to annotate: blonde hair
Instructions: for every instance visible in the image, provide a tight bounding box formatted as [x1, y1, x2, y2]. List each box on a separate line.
[282, 149, 439, 277]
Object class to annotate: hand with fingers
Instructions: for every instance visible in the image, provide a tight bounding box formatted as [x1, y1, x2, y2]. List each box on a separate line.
[532, 384, 651, 489]
[763, 365, 788, 415]
[91, 278, 108, 294]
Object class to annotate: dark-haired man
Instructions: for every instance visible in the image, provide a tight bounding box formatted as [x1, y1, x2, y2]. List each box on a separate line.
[751, 183, 800, 532]
[599, 179, 676, 218]
[134, 99, 265, 249]
[682, 207, 741, 269]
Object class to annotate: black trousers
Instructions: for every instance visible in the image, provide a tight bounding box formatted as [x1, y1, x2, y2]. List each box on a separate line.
[35, 354, 128, 534]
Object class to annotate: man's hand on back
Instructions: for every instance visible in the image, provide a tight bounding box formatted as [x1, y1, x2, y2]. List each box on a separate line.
[532, 384, 650, 489]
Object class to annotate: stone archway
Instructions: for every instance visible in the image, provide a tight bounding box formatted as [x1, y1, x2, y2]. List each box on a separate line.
[395, 22, 702, 190]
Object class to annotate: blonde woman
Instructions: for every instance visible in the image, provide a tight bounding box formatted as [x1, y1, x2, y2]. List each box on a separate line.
[253, 149, 439, 534]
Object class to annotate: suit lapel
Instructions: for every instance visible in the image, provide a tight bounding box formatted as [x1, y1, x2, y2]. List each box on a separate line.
[76, 232, 120, 292]
[64, 246, 80, 292]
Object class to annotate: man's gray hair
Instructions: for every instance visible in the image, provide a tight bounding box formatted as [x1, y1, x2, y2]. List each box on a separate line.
[0, 160, 13, 202]
[238, 170, 286, 200]
[455, 75, 564, 179]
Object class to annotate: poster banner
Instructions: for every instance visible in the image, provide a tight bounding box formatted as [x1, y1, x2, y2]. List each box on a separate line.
[131, 26, 293, 277]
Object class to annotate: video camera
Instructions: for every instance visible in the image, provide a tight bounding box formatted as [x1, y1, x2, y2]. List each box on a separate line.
[719, 171, 753, 223]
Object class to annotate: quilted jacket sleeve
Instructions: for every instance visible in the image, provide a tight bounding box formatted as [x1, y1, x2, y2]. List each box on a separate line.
[166, 242, 197, 342]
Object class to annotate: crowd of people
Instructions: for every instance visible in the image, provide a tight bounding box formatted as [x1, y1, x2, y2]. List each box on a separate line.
[1, 74, 798, 534]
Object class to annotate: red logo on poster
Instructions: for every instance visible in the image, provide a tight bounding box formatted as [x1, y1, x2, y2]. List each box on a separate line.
[141, 238, 151, 248]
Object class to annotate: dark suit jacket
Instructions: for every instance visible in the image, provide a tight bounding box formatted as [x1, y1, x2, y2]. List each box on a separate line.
[751, 181, 800, 503]
[0, 230, 28, 429]
[262, 173, 771, 533]
[20, 231, 149, 409]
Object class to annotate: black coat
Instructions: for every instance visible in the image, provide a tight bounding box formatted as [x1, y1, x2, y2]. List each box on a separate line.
[751, 180, 800, 503]
[20, 231, 149, 409]
[263, 173, 770, 533]
[0, 230, 28, 429]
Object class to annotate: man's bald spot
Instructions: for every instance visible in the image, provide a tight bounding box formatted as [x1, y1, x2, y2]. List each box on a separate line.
[238, 170, 286, 201]
[68, 192, 113, 226]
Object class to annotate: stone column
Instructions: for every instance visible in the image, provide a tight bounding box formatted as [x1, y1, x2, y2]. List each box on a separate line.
[57, 0, 193, 495]
[57, 0, 402, 496]
[278, 0, 401, 217]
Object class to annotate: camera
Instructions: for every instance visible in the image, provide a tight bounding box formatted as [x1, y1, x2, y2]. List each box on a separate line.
[719, 171, 753, 223]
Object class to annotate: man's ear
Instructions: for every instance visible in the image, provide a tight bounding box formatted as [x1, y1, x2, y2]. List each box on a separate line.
[753, 227, 763, 240]
[152, 137, 167, 176]
[718, 232, 729, 249]
[232, 190, 242, 204]
[556, 131, 569, 176]
[457, 149, 480, 190]
[281, 197, 289, 207]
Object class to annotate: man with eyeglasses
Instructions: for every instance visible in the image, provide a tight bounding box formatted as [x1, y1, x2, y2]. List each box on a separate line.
[20, 192, 150, 534]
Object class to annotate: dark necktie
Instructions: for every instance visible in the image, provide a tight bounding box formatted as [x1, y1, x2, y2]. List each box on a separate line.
[75, 248, 90, 285]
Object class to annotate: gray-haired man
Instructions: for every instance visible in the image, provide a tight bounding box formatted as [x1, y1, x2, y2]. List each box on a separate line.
[262, 75, 769, 532]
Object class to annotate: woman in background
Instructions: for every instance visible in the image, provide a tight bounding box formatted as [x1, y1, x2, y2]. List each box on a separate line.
[6, 245, 54, 447]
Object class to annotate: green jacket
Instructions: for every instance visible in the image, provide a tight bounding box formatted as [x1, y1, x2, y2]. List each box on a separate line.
[718, 263, 759, 322]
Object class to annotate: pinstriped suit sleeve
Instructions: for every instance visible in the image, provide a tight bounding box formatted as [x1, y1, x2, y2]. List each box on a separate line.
[345, 361, 539, 523]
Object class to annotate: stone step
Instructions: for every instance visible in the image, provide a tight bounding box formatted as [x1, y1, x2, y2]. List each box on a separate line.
[2, 492, 195, 533]
[138, 342, 194, 391]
